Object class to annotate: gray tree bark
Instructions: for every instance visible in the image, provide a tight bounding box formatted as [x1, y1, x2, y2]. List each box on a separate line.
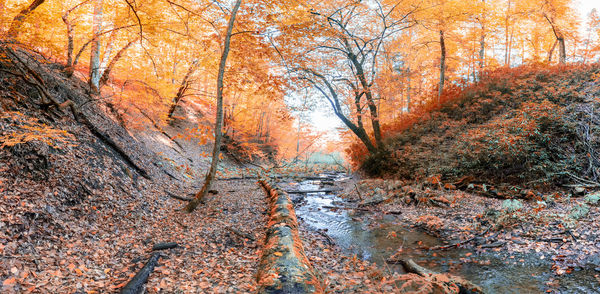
[438, 30, 446, 102]
[89, 0, 103, 92]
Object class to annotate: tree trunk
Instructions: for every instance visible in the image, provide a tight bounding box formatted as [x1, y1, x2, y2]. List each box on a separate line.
[548, 39, 557, 62]
[89, 0, 103, 92]
[98, 37, 138, 87]
[7, 0, 46, 40]
[438, 30, 446, 102]
[100, 31, 115, 75]
[477, 0, 487, 80]
[406, 68, 411, 113]
[184, 0, 242, 213]
[479, 26, 485, 80]
[342, 39, 383, 150]
[64, 22, 75, 75]
[353, 87, 364, 131]
[339, 113, 377, 154]
[507, 27, 514, 66]
[62, 0, 92, 77]
[307, 69, 378, 154]
[544, 13, 566, 64]
[504, 0, 511, 66]
[167, 60, 198, 120]
[558, 37, 566, 64]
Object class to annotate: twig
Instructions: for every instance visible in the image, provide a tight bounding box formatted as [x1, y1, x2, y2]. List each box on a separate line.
[225, 226, 255, 242]
[563, 184, 600, 188]
[427, 227, 490, 250]
[316, 230, 334, 246]
[563, 172, 600, 186]
[565, 230, 577, 242]
[166, 191, 193, 201]
[354, 183, 363, 201]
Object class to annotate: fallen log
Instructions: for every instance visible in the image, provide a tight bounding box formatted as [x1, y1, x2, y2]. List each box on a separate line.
[120, 252, 160, 294]
[257, 180, 323, 293]
[394, 258, 435, 275]
[479, 241, 506, 249]
[285, 188, 343, 194]
[392, 258, 484, 294]
[152, 242, 178, 251]
[322, 205, 402, 215]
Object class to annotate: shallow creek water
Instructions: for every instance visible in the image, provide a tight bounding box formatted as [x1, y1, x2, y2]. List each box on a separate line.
[288, 175, 599, 293]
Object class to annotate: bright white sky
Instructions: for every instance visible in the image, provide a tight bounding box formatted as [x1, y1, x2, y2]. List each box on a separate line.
[307, 0, 600, 144]
[577, 0, 600, 18]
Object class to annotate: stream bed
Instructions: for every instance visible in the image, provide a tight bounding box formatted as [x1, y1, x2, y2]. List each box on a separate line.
[287, 175, 599, 293]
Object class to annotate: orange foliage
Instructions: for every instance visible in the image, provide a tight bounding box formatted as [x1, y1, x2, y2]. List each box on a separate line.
[0, 0, 595, 164]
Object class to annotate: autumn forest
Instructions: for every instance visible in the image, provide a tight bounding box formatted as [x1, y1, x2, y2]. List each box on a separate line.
[1, 0, 600, 293]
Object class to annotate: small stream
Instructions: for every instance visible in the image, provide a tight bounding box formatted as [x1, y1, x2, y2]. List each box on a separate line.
[287, 174, 600, 293]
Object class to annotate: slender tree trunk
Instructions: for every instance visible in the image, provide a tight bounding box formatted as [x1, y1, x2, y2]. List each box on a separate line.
[477, 0, 486, 80]
[504, 0, 511, 66]
[582, 26, 593, 64]
[100, 31, 115, 73]
[7, 0, 45, 40]
[558, 37, 566, 64]
[405, 66, 412, 113]
[265, 112, 271, 142]
[479, 27, 485, 79]
[342, 38, 383, 150]
[548, 39, 557, 62]
[185, 0, 242, 212]
[296, 118, 301, 161]
[544, 13, 566, 64]
[62, 5, 78, 76]
[507, 27, 514, 66]
[167, 60, 198, 119]
[438, 30, 446, 102]
[98, 37, 138, 87]
[89, 0, 103, 92]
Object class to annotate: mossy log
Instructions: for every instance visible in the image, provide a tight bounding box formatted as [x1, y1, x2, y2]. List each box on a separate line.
[257, 180, 324, 293]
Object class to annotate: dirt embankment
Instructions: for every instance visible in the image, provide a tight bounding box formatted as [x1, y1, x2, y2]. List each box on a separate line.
[0, 44, 264, 293]
[363, 64, 600, 194]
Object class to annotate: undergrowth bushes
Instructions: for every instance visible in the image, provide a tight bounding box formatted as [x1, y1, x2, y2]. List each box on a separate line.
[357, 64, 600, 189]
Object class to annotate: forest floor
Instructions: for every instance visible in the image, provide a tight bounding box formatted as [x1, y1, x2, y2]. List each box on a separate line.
[0, 170, 266, 293]
[0, 171, 441, 293]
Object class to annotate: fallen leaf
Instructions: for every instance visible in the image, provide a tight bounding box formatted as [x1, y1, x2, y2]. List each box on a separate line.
[3, 277, 16, 286]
